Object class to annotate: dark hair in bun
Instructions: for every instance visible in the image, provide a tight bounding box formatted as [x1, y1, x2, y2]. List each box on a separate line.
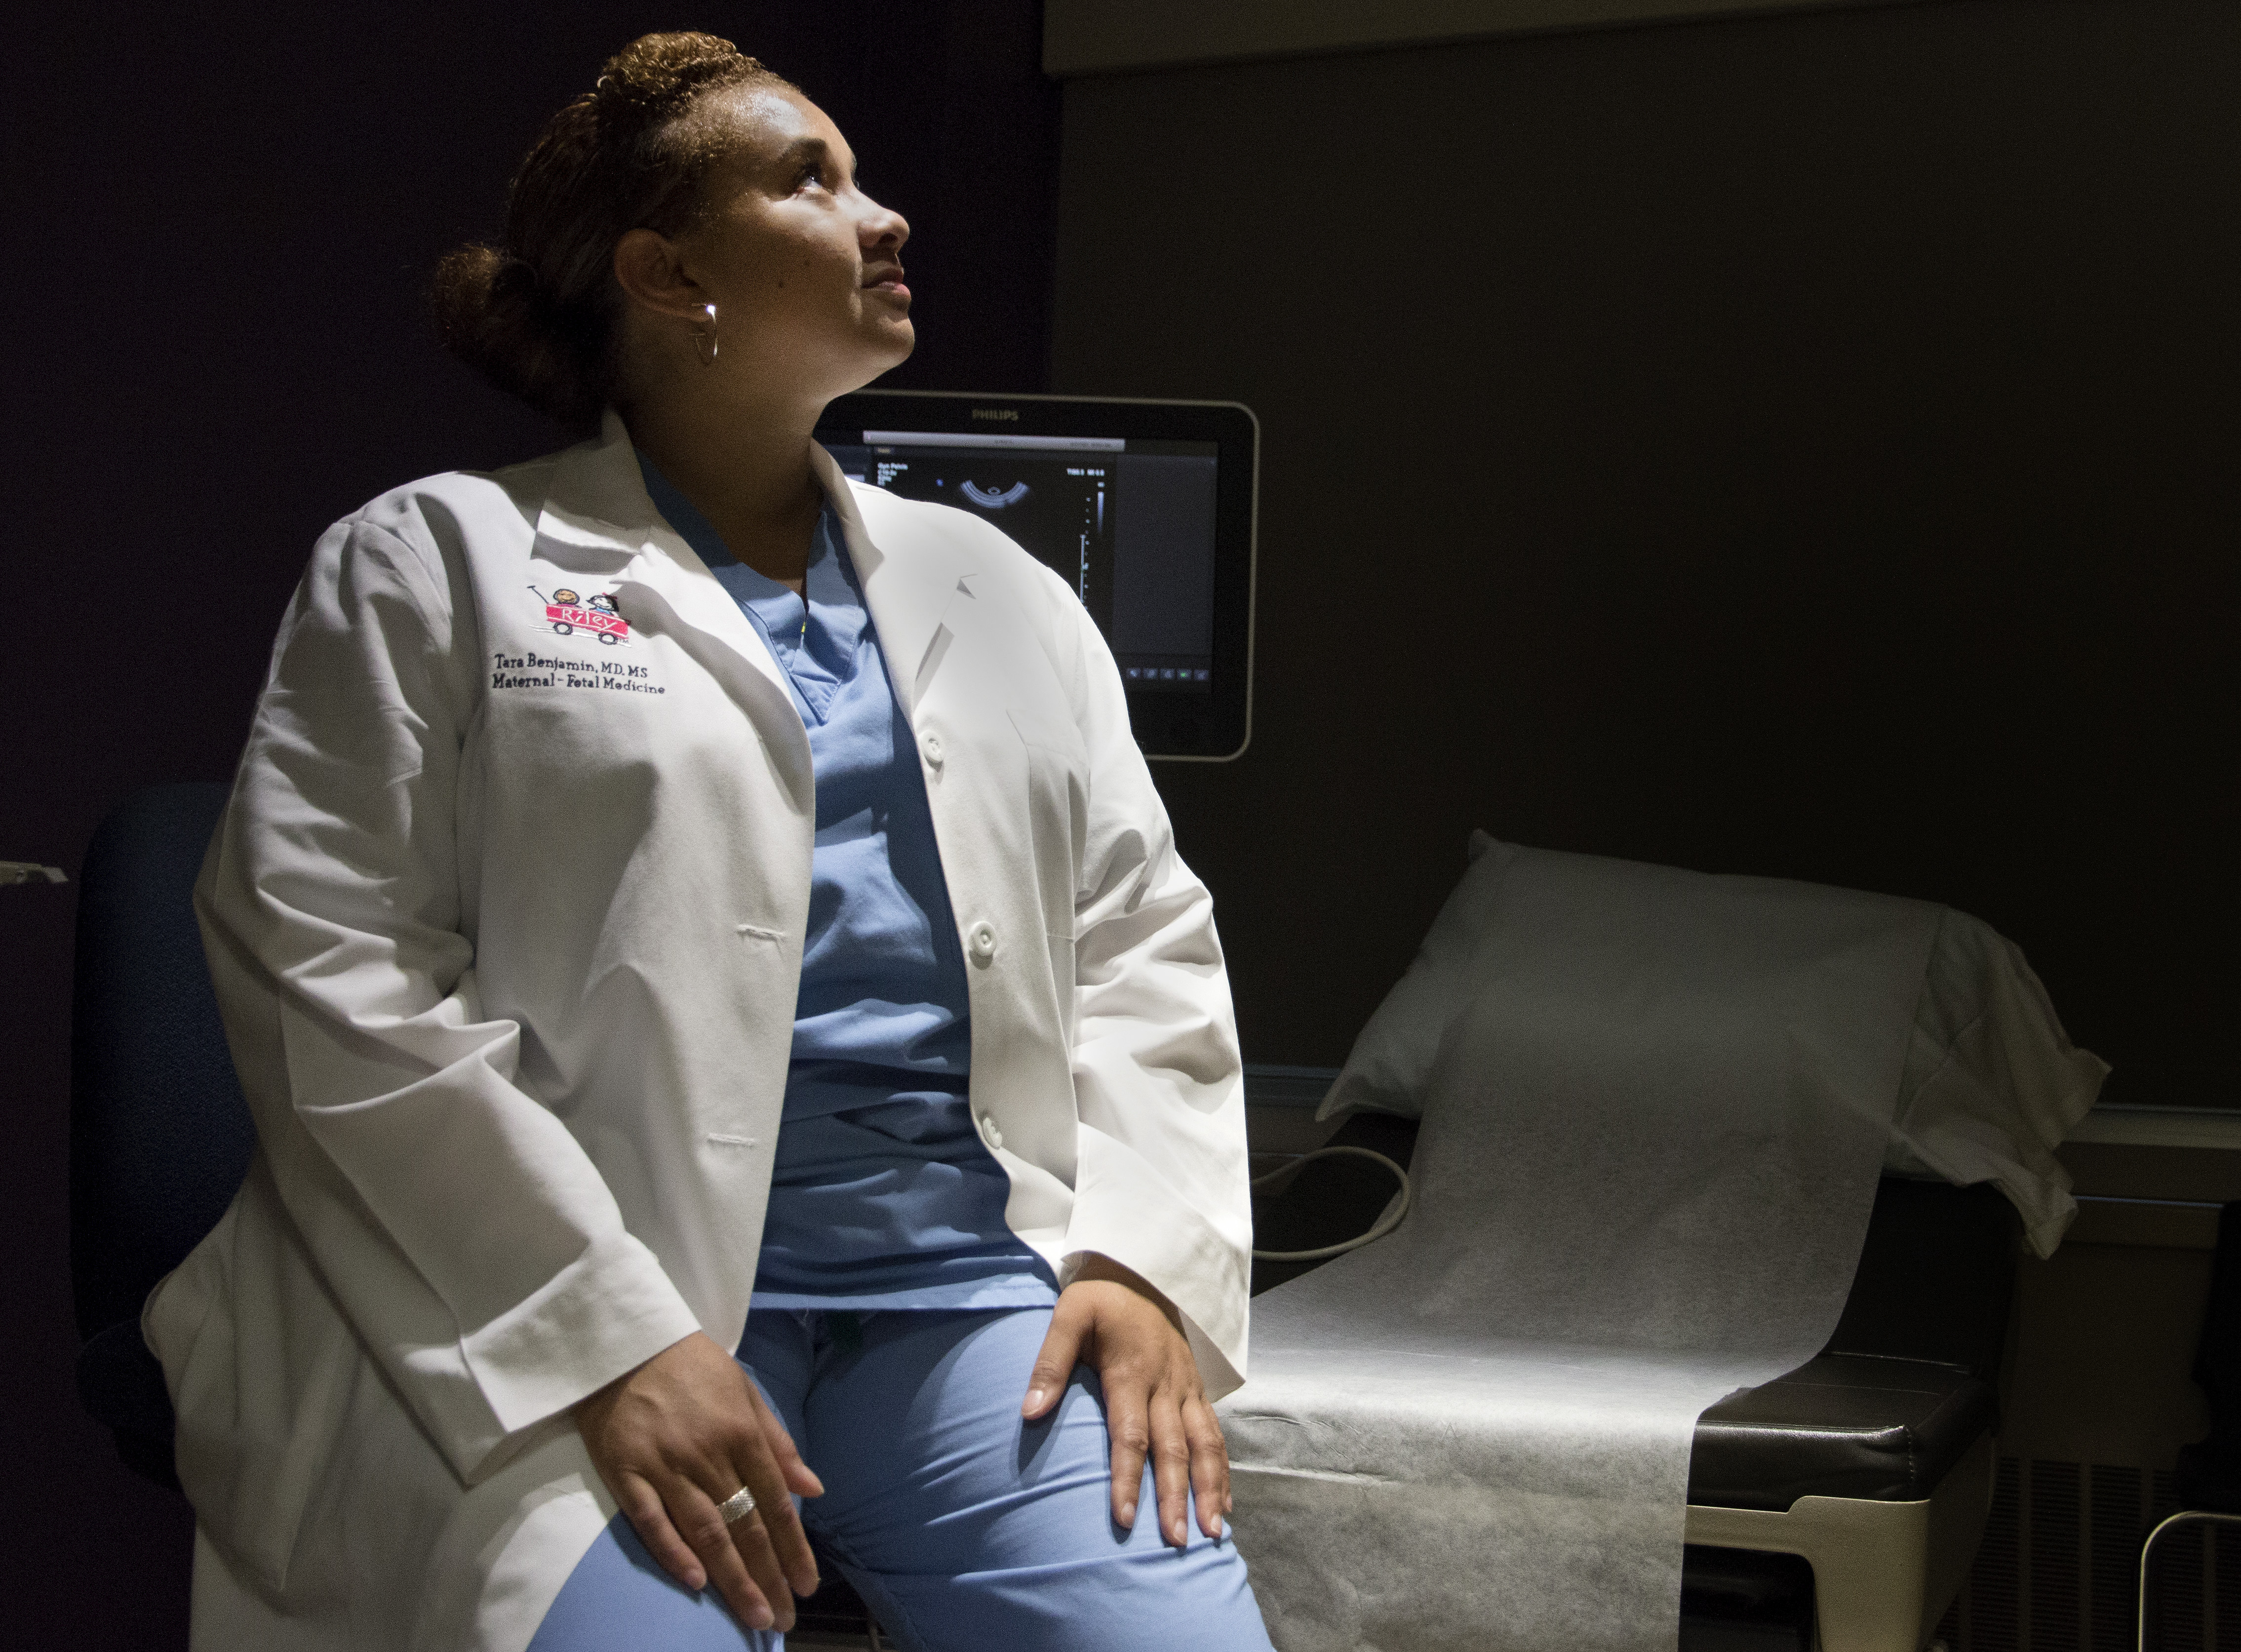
[431, 32, 791, 430]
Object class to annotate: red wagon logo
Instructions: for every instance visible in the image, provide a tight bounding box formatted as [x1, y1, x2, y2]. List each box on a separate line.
[530, 586, 630, 645]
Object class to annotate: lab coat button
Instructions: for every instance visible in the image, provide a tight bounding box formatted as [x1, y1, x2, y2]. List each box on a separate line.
[980, 1114, 1004, 1151]
[967, 921, 997, 964]
[921, 732, 944, 768]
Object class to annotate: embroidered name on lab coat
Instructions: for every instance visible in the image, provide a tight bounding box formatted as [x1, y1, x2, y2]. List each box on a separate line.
[490, 650, 667, 695]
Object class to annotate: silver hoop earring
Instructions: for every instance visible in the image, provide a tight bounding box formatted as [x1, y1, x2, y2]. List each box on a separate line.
[690, 303, 719, 367]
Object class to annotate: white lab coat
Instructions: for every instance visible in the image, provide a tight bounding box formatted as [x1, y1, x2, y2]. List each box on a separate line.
[145, 412, 1251, 1651]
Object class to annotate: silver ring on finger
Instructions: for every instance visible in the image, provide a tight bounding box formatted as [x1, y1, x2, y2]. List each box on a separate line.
[718, 1486, 757, 1526]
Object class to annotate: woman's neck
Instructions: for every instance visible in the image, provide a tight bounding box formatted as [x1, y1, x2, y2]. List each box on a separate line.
[624, 389, 827, 593]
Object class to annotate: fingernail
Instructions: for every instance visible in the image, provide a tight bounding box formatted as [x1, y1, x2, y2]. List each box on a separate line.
[1120, 1499, 1137, 1526]
[1023, 1386, 1047, 1414]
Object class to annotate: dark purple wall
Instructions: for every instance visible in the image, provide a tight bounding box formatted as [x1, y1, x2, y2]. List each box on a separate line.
[0, 5, 1054, 1640]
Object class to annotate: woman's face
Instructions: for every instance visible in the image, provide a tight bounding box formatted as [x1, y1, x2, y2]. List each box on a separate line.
[630, 87, 913, 404]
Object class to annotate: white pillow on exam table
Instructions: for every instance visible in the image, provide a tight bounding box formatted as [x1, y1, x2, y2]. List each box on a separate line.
[1319, 831, 2110, 1258]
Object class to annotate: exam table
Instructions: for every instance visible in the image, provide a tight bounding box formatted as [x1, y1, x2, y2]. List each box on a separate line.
[1227, 833, 2106, 1652]
[1252, 1110, 2020, 1652]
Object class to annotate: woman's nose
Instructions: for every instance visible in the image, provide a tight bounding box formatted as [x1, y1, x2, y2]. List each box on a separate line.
[863, 199, 909, 253]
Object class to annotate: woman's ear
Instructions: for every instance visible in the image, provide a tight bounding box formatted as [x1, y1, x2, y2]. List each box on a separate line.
[613, 228, 708, 324]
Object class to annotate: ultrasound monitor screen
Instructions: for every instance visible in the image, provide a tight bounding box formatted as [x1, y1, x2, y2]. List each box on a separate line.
[819, 432, 1219, 694]
[816, 393, 1258, 760]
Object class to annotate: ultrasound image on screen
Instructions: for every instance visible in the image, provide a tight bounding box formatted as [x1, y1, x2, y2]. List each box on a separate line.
[823, 435, 1218, 694]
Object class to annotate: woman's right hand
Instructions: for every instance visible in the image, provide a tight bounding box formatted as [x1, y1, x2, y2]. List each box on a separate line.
[575, 1332, 825, 1632]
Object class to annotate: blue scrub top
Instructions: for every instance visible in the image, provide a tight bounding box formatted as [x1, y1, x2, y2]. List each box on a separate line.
[638, 455, 1058, 1311]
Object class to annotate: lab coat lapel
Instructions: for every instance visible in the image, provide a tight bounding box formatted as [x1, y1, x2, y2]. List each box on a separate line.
[813, 442, 978, 721]
[530, 414, 815, 811]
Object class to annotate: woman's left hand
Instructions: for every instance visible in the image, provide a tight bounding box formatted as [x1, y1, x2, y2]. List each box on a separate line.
[1022, 1255, 1231, 1547]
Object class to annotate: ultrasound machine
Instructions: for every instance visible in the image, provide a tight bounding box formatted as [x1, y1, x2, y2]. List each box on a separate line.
[815, 391, 1258, 761]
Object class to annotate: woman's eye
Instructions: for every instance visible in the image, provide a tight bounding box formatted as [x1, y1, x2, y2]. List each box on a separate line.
[798, 163, 828, 191]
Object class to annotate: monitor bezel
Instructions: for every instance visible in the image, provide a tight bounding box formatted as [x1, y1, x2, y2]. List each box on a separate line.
[814, 390, 1258, 762]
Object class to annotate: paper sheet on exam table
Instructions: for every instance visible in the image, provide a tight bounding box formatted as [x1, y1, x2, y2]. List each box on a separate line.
[1223, 846, 1947, 1652]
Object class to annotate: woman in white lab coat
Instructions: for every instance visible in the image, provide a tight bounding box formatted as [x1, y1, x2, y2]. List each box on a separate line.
[148, 32, 1268, 1652]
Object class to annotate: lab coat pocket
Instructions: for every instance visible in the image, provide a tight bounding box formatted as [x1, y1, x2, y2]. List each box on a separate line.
[1006, 706, 1090, 944]
[1046, 930, 1080, 1050]
[147, 1157, 362, 1595]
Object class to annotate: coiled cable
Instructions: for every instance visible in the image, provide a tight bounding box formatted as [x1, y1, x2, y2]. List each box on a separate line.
[1249, 1146, 1413, 1262]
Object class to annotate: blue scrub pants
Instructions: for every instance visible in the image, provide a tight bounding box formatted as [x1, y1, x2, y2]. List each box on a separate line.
[528, 1307, 1275, 1651]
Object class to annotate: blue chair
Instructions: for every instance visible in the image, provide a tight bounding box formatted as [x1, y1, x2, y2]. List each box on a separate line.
[70, 782, 255, 1488]
[64, 784, 899, 1642]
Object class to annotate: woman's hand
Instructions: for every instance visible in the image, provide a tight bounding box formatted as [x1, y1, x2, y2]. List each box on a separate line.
[1022, 1256, 1231, 1547]
[575, 1332, 825, 1632]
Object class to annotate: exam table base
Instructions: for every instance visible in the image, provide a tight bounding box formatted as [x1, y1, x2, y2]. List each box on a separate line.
[1685, 1431, 1996, 1652]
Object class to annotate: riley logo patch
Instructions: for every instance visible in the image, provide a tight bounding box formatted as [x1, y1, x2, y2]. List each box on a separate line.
[494, 584, 664, 694]
[529, 584, 630, 646]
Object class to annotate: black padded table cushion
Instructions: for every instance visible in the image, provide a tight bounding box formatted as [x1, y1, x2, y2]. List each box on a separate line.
[1250, 1115, 2021, 1508]
[1686, 1174, 2018, 1508]
[1686, 1353, 1995, 1509]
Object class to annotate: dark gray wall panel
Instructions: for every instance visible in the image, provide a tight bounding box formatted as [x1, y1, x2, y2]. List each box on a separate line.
[1054, 0, 2238, 1095]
